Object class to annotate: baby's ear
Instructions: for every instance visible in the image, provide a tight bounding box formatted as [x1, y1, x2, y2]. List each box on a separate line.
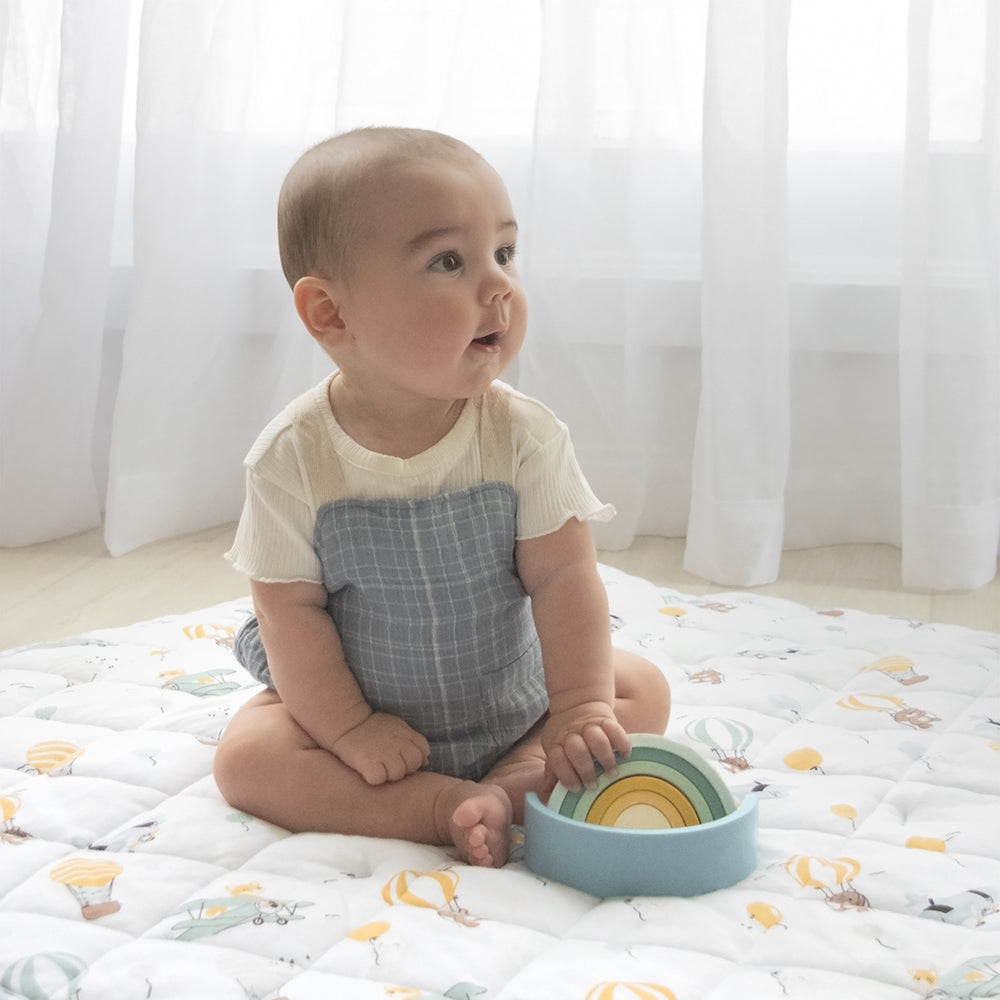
[293, 276, 347, 348]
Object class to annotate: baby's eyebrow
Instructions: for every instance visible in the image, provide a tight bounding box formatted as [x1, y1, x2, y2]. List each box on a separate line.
[407, 226, 461, 253]
[406, 219, 518, 254]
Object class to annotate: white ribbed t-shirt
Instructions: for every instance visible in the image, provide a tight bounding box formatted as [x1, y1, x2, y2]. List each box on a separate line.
[226, 374, 614, 584]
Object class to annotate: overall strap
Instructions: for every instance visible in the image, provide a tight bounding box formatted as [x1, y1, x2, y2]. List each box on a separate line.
[478, 384, 515, 485]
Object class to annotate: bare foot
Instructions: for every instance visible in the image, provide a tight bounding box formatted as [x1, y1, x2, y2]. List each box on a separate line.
[443, 782, 512, 868]
[482, 748, 547, 825]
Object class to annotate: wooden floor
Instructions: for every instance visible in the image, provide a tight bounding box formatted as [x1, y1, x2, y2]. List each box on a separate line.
[1, 523, 998, 649]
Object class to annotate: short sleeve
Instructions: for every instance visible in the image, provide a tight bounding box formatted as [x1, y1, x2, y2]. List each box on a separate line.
[509, 393, 615, 539]
[225, 468, 323, 583]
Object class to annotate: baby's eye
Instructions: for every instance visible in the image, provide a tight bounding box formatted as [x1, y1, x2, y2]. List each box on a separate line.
[495, 244, 517, 267]
[429, 252, 463, 273]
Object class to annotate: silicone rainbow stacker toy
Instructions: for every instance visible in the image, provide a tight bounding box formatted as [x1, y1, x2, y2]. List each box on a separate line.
[524, 734, 758, 897]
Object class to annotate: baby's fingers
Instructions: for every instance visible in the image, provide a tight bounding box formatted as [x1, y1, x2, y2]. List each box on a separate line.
[544, 743, 585, 792]
[400, 733, 431, 774]
[561, 731, 611, 790]
[577, 722, 626, 784]
[597, 718, 632, 765]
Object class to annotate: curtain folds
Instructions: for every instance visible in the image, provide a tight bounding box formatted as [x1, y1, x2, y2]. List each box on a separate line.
[1, 0, 997, 592]
[684, 0, 791, 586]
[1, 0, 131, 544]
[898, 0, 1000, 590]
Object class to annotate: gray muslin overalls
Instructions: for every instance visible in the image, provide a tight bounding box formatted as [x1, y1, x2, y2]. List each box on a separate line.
[234, 389, 550, 781]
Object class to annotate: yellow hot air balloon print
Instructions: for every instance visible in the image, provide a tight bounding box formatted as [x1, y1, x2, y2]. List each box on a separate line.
[1, 794, 30, 845]
[859, 655, 927, 685]
[784, 855, 869, 912]
[348, 920, 391, 943]
[347, 920, 392, 964]
[381, 868, 478, 927]
[837, 692, 939, 730]
[906, 836, 947, 852]
[830, 803, 858, 829]
[585, 983, 678, 1000]
[382, 868, 459, 909]
[50, 857, 124, 920]
[1, 794, 21, 827]
[21, 740, 84, 776]
[746, 901, 785, 930]
[783, 747, 824, 773]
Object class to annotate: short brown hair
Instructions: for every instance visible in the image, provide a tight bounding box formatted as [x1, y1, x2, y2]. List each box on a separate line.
[277, 127, 484, 288]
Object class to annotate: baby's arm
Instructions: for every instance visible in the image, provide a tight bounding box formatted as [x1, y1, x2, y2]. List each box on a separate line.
[250, 579, 429, 784]
[516, 518, 630, 790]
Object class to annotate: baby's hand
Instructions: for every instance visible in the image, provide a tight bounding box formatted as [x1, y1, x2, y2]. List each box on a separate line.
[332, 712, 430, 785]
[541, 702, 631, 792]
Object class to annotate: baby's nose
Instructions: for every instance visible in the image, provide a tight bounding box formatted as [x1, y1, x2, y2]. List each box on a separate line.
[482, 265, 514, 303]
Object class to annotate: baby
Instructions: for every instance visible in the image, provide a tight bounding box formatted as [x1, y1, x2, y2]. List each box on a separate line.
[214, 127, 671, 867]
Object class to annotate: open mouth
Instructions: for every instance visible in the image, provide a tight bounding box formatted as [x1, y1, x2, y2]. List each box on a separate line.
[472, 332, 501, 349]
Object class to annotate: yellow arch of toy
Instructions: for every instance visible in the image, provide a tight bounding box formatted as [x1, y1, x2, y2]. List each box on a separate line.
[585, 775, 700, 829]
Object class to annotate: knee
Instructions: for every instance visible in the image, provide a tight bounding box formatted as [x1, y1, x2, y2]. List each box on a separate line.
[213, 723, 269, 811]
[613, 649, 672, 733]
[212, 732, 245, 808]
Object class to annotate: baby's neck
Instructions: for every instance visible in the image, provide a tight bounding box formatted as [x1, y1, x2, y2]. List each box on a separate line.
[328, 375, 467, 459]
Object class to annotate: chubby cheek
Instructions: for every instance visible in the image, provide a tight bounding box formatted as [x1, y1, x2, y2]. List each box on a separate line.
[507, 293, 529, 350]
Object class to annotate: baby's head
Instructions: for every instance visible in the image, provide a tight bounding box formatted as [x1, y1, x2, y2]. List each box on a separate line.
[277, 127, 489, 288]
[280, 127, 525, 400]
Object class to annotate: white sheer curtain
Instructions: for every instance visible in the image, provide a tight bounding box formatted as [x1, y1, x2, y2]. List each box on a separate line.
[2, 0, 997, 592]
[684, 0, 791, 585]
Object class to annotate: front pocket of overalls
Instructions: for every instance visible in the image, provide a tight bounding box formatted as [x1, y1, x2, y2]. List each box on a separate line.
[481, 635, 548, 747]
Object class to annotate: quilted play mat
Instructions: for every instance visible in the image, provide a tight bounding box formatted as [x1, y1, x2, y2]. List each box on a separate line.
[1, 565, 998, 999]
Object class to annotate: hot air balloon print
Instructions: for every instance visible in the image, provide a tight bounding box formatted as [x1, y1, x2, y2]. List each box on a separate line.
[859, 655, 927, 686]
[685, 717, 754, 772]
[784, 854, 870, 911]
[906, 835, 950, 853]
[49, 857, 124, 920]
[746, 901, 786, 930]
[830, 803, 858, 830]
[381, 868, 479, 927]
[837, 692, 940, 730]
[347, 920, 392, 965]
[783, 747, 824, 773]
[1, 794, 30, 844]
[0, 951, 87, 1000]
[658, 606, 687, 623]
[584, 983, 678, 1000]
[19, 740, 84, 776]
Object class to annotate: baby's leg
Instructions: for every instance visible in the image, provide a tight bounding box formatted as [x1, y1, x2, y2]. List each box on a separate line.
[213, 690, 512, 866]
[483, 648, 672, 823]
[611, 647, 672, 735]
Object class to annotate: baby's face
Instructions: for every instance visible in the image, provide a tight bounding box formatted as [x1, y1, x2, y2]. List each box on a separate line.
[331, 154, 527, 405]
